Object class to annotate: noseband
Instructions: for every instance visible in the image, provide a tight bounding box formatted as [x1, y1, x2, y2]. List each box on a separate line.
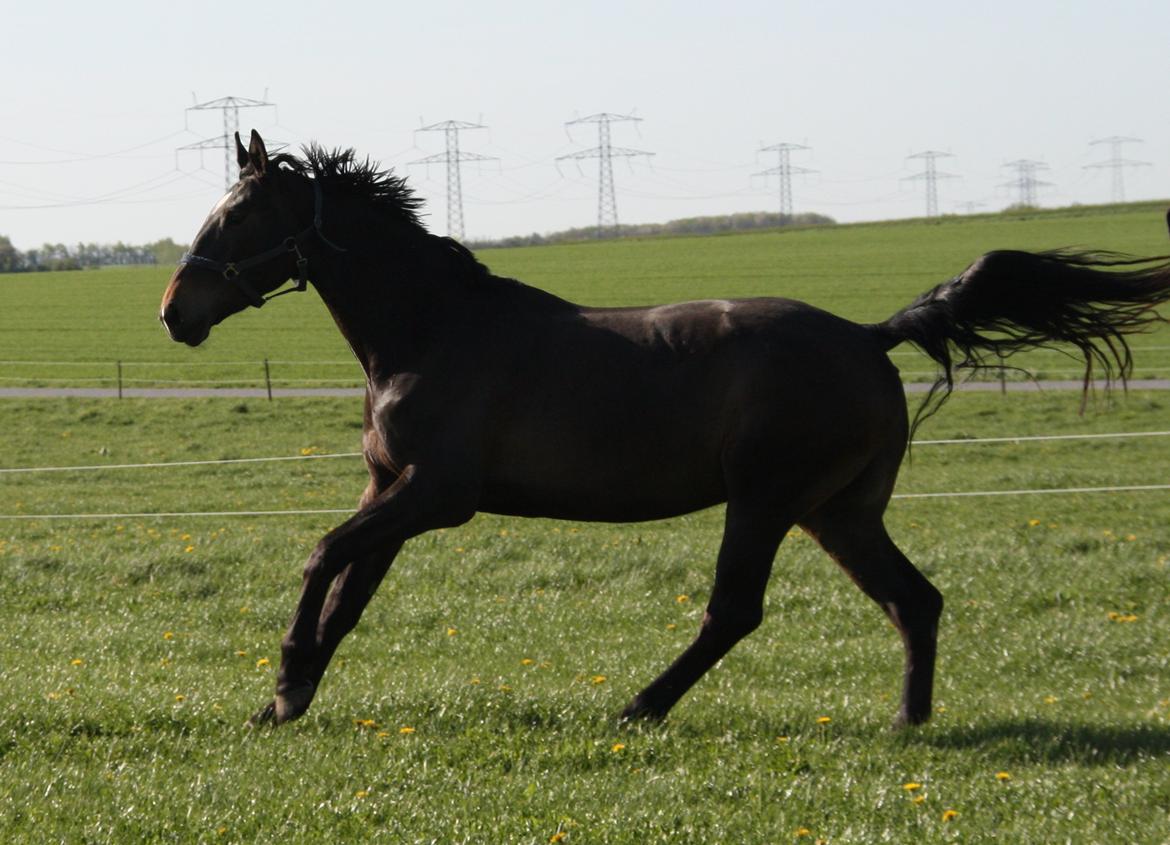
[178, 179, 345, 308]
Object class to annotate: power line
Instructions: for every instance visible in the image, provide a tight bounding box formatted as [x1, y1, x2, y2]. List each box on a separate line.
[1084, 136, 1149, 203]
[177, 95, 276, 189]
[1000, 158, 1053, 208]
[410, 120, 496, 242]
[903, 150, 958, 218]
[754, 142, 815, 217]
[557, 112, 653, 238]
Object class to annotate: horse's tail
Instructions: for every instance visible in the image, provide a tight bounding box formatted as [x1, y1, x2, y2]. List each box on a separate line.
[872, 248, 1170, 436]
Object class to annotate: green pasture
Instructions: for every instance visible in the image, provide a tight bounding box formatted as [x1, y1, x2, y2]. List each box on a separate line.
[1, 392, 1169, 843]
[3, 201, 1170, 388]
[1, 206, 1169, 842]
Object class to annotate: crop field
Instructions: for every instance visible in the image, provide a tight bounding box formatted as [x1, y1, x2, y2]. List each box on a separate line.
[1, 204, 1169, 843]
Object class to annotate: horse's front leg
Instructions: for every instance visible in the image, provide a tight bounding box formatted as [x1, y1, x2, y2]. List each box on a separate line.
[249, 465, 472, 726]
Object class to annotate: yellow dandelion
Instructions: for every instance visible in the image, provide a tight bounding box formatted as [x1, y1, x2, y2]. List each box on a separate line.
[235, 650, 247, 657]
[377, 731, 390, 738]
[353, 719, 376, 729]
[1043, 695, 1057, 704]
[794, 828, 812, 838]
[665, 623, 677, 630]
[163, 631, 175, 640]
[549, 833, 567, 844]
[995, 771, 1012, 781]
[446, 626, 458, 636]
[942, 809, 958, 822]
[816, 716, 832, 725]
[1027, 518, 1041, 527]
[611, 742, 625, 752]
[454, 547, 465, 554]
[776, 735, 790, 743]
[676, 594, 689, 604]
[521, 658, 535, 666]
[591, 675, 607, 685]
[300, 446, 320, 456]
[469, 676, 481, 685]
[174, 694, 186, 703]
[180, 533, 191, 541]
[913, 795, 926, 805]
[256, 657, 270, 668]
[184, 545, 195, 553]
[399, 726, 415, 735]
[354, 789, 369, 799]
[70, 658, 84, 667]
[903, 782, 923, 791]
[498, 684, 512, 692]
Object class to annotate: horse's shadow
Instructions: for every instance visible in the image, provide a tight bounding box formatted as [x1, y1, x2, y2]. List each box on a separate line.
[915, 718, 1170, 766]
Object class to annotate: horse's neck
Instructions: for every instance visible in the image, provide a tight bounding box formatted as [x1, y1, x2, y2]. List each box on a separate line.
[310, 247, 462, 381]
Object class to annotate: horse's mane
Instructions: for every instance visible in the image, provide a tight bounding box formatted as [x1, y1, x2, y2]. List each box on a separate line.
[272, 144, 425, 228]
[271, 144, 491, 280]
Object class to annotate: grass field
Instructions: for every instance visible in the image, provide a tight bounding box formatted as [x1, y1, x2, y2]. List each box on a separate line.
[2, 205, 1169, 842]
[1, 394, 1168, 843]
[3, 201, 1170, 387]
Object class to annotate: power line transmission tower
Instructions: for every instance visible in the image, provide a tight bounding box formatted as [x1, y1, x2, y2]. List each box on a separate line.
[903, 150, 958, 218]
[557, 112, 653, 238]
[410, 120, 496, 241]
[1084, 136, 1149, 203]
[178, 95, 276, 189]
[754, 142, 815, 218]
[1000, 159, 1052, 207]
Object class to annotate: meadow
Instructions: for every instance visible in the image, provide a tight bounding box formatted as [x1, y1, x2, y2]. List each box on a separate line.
[1, 204, 1169, 843]
[3, 200, 1170, 388]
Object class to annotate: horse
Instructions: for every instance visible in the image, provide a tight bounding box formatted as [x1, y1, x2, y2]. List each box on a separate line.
[160, 130, 1170, 728]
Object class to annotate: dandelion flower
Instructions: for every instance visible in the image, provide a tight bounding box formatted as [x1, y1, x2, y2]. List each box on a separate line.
[816, 716, 832, 725]
[70, 658, 84, 666]
[942, 809, 958, 822]
[163, 631, 175, 640]
[235, 650, 247, 657]
[353, 719, 376, 729]
[174, 694, 186, 703]
[903, 782, 922, 791]
[676, 594, 689, 604]
[256, 657, 270, 668]
[665, 623, 677, 631]
[995, 771, 1012, 781]
[913, 795, 926, 805]
[521, 658, 535, 666]
[1043, 695, 1057, 704]
[549, 833, 566, 843]
[794, 828, 812, 837]
[399, 726, 415, 735]
[354, 789, 369, 798]
[1028, 519, 1041, 527]
[611, 742, 625, 752]
[447, 627, 458, 636]
[184, 545, 195, 553]
[591, 675, 607, 685]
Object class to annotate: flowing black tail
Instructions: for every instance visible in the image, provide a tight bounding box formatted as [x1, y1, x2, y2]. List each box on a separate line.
[873, 249, 1170, 435]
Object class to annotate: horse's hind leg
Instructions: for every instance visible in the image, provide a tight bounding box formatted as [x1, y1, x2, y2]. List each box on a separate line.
[801, 507, 943, 727]
[621, 501, 786, 721]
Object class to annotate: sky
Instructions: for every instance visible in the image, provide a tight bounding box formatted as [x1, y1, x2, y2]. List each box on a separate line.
[2, 0, 1169, 249]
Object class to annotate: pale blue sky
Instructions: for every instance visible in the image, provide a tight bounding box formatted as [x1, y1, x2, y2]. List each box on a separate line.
[2, 0, 1168, 248]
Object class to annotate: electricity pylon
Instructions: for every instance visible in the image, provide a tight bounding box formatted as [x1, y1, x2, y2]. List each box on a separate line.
[410, 120, 496, 241]
[1000, 159, 1052, 207]
[557, 112, 653, 238]
[178, 95, 276, 189]
[904, 150, 958, 218]
[1085, 136, 1149, 203]
[754, 142, 814, 218]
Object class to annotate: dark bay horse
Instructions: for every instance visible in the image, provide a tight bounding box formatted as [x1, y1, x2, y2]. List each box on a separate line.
[160, 131, 1170, 728]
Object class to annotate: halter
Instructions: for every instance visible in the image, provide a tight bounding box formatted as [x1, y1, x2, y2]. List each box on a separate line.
[178, 179, 346, 308]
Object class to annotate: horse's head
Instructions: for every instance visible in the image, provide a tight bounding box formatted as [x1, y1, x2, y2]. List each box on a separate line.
[160, 130, 312, 346]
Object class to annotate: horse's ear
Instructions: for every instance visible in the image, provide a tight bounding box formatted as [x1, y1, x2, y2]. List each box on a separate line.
[248, 129, 269, 176]
[235, 131, 249, 170]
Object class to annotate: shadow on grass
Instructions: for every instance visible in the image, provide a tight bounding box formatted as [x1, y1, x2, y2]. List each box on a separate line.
[917, 718, 1170, 766]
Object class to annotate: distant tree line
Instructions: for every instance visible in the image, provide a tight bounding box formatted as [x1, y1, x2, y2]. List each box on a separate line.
[468, 210, 836, 249]
[0, 235, 187, 273]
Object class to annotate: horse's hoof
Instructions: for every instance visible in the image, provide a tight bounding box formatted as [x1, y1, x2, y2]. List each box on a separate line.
[246, 701, 278, 728]
[618, 697, 667, 723]
[273, 681, 316, 724]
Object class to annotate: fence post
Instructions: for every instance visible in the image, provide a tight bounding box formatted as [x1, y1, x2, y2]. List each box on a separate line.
[999, 366, 1007, 395]
[264, 358, 273, 402]
[117, 361, 123, 399]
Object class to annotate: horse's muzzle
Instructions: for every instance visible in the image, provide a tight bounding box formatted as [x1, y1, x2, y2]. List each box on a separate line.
[160, 301, 210, 347]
